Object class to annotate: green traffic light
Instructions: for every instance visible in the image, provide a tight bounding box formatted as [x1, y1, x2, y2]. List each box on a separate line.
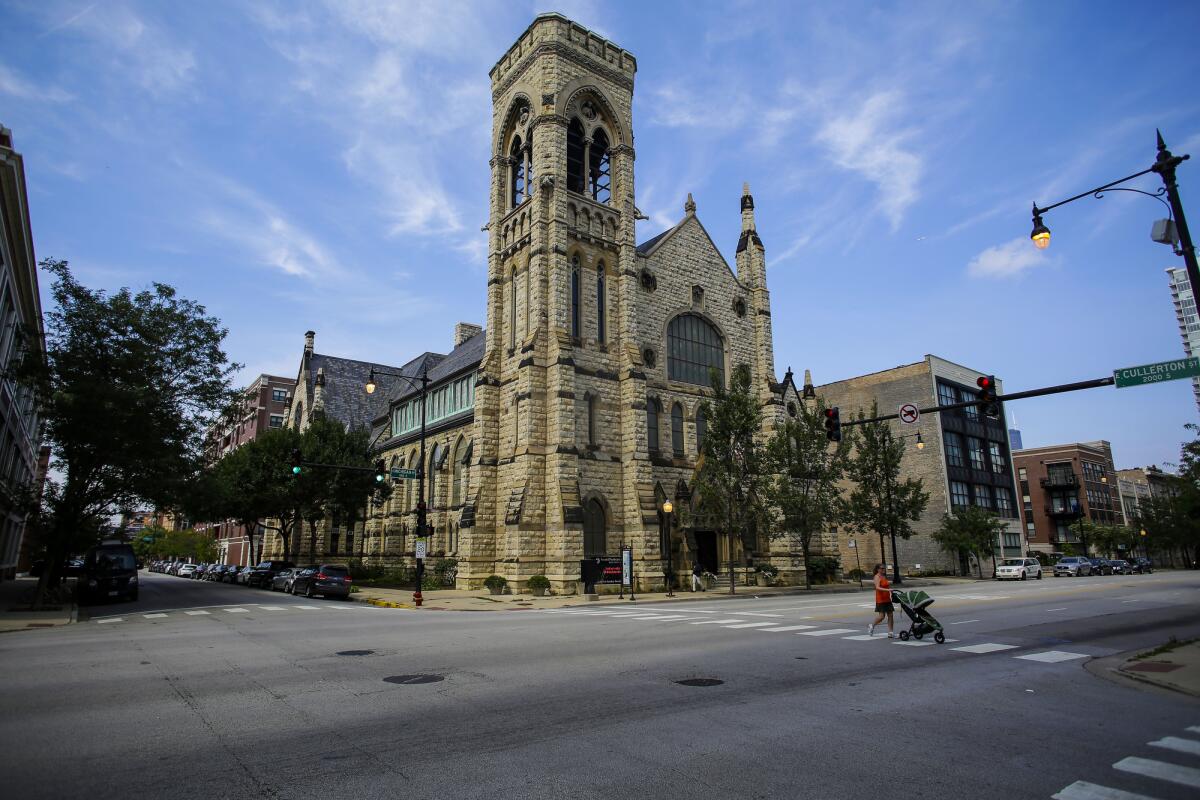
[292, 466, 301, 475]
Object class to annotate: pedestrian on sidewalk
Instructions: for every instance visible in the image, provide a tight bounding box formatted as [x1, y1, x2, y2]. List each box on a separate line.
[868, 564, 895, 638]
[691, 562, 704, 592]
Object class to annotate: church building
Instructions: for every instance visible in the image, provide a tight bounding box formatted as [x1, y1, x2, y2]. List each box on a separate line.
[279, 14, 824, 592]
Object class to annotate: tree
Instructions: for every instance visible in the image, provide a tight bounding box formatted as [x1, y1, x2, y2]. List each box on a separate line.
[932, 506, 1006, 578]
[294, 419, 385, 563]
[693, 365, 771, 594]
[766, 398, 850, 589]
[17, 261, 238, 606]
[843, 404, 929, 584]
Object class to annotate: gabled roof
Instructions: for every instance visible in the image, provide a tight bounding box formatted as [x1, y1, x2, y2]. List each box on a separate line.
[308, 353, 405, 432]
[636, 228, 672, 255]
[635, 212, 741, 284]
[393, 330, 486, 403]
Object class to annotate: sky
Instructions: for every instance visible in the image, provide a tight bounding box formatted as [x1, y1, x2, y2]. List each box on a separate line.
[2, 0, 1199, 471]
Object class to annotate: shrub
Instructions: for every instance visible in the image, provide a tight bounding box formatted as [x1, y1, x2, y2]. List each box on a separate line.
[483, 574, 507, 592]
[846, 568, 866, 581]
[756, 563, 779, 579]
[807, 556, 840, 584]
[433, 558, 458, 587]
[528, 574, 551, 591]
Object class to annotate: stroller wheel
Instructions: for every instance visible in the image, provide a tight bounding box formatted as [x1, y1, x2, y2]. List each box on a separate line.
[934, 631, 945, 644]
[913, 631, 923, 641]
[899, 630, 910, 641]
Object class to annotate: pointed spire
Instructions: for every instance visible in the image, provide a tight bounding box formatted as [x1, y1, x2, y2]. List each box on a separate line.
[1157, 128, 1166, 150]
[684, 192, 696, 215]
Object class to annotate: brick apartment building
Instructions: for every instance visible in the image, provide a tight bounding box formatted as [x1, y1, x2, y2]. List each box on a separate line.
[816, 355, 1024, 577]
[1013, 441, 1124, 556]
[197, 374, 296, 565]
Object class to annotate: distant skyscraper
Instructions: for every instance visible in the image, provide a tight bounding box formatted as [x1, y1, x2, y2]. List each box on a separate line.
[1166, 267, 1200, 412]
[1008, 428, 1023, 451]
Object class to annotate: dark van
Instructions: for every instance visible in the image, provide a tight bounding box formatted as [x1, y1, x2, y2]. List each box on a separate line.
[81, 542, 139, 603]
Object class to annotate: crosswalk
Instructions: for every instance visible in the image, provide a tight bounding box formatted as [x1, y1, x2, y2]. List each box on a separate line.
[91, 603, 365, 624]
[533, 607, 1089, 664]
[1053, 724, 1200, 798]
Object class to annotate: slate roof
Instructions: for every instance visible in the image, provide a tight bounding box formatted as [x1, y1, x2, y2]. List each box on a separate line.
[393, 329, 486, 403]
[636, 228, 671, 254]
[307, 353, 407, 432]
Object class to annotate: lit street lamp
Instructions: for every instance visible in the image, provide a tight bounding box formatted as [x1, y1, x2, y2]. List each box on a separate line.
[659, 500, 675, 597]
[1030, 131, 1198, 297]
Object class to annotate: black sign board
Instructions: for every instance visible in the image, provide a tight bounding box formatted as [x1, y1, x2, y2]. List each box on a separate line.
[580, 557, 623, 593]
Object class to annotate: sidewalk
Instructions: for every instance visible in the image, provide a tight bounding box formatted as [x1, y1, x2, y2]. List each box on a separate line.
[1114, 638, 1200, 698]
[0, 576, 77, 634]
[351, 575, 966, 611]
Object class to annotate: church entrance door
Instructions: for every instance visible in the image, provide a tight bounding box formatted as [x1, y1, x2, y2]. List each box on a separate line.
[583, 499, 606, 557]
[693, 531, 718, 574]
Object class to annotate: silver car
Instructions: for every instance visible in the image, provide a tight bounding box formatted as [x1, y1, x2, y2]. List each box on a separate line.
[1053, 557, 1092, 577]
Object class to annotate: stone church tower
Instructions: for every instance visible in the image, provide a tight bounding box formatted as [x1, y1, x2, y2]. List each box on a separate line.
[456, 14, 800, 591]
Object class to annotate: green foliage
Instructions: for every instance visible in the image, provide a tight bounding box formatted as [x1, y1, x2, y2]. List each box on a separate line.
[693, 364, 771, 588]
[843, 403, 930, 575]
[846, 568, 866, 581]
[433, 558, 458, 587]
[765, 397, 850, 588]
[144, 528, 217, 562]
[932, 505, 1006, 577]
[18, 261, 238, 606]
[483, 574, 507, 592]
[755, 563, 779, 579]
[806, 556, 839, 584]
[528, 574, 551, 591]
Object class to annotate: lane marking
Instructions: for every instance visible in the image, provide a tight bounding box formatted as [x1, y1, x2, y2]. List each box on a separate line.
[604, 612, 654, 618]
[259, 606, 285, 611]
[1052, 780, 1159, 800]
[951, 643, 1017, 654]
[1187, 726, 1200, 735]
[758, 625, 819, 632]
[143, 613, 168, 619]
[690, 619, 746, 625]
[1113, 756, 1200, 789]
[632, 615, 690, 621]
[1046, 607, 1068, 611]
[733, 612, 786, 618]
[620, 614, 676, 620]
[949, 620, 980, 625]
[723, 622, 779, 629]
[1149, 736, 1200, 757]
[1121, 600, 1139, 604]
[224, 608, 249, 613]
[184, 610, 210, 616]
[294, 605, 322, 610]
[1015, 650, 1088, 663]
[96, 618, 123, 624]
[798, 628, 856, 636]
[893, 640, 935, 647]
[843, 634, 887, 641]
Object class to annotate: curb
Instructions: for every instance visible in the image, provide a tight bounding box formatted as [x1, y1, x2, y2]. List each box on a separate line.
[1084, 648, 1200, 700]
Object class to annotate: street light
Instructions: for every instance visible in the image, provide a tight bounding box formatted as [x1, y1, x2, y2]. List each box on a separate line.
[364, 366, 430, 607]
[659, 500, 675, 597]
[1030, 131, 1198, 298]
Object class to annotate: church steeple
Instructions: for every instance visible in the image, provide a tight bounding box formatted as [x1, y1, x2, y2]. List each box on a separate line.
[735, 182, 765, 287]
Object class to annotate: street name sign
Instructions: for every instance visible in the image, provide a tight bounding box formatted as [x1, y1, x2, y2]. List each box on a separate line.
[390, 468, 418, 480]
[1113, 357, 1200, 388]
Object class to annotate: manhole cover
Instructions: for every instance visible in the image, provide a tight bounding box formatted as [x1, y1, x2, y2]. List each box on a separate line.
[675, 678, 724, 687]
[337, 650, 375, 657]
[383, 674, 444, 685]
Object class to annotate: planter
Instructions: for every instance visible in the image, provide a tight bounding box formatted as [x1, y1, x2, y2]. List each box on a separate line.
[531, 587, 548, 597]
[488, 586, 503, 596]
[756, 574, 773, 587]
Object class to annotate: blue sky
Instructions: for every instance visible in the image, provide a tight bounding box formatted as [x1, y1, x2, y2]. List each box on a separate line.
[2, 0, 1199, 470]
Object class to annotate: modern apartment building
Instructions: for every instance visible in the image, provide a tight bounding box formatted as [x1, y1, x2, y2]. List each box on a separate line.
[1166, 266, 1200, 412]
[816, 355, 1024, 576]
[0, 126, 45, 580]
[1013, 441, 1125, 556]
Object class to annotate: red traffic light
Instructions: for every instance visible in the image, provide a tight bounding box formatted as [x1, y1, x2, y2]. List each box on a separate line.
[976, 376, 992, 390]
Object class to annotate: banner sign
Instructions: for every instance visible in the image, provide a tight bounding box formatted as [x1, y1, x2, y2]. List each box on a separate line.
[621, 546, 633, 588]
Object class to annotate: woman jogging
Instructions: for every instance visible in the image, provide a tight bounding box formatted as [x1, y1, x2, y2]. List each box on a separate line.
[869, 564, 895, 638]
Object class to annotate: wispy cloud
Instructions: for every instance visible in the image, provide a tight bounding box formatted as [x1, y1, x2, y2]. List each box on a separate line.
[967, 237, 1050, 279]
[66, 5, 196, 96]
[0, 62, 73, 102]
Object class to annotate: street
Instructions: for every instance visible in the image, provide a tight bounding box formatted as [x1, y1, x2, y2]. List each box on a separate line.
[0, 571, 1197, 799]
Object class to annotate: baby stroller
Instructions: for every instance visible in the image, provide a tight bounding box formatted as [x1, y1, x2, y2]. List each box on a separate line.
[891, 589, 946, 643]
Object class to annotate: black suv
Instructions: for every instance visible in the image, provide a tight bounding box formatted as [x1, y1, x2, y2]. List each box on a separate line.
[80, 542, 139, 603]
[246, 560, 295, 589]
[290, 564, 352, 599]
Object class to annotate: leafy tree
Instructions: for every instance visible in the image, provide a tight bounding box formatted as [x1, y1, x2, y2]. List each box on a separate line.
[693, 364, 771, 594]
[766, 398, 850, 589]
[17, 261, 237, 606]
[295, 419, 385, 563]
[843, 404, 929, 583]
[932, 506, 1005, 578]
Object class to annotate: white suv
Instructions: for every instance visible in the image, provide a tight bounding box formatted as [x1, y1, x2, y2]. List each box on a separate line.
[995, 558, 1042, 581]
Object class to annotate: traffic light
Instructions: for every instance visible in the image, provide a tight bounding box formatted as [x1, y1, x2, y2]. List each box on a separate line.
[977, 375, 999, 418]
[374, 460, 386, 483]
[824, 406, 841, 442]
[290, 449, 302, 475]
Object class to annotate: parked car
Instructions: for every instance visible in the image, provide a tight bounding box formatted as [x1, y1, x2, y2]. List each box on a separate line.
[193, 563, 208, 579]
[1133, 558, 1153, 574]
[206, 564, 228, 582]
[246, 560, 295, 589]
[79, 542, 139, 603]
[1090, 558, 1113, 575]
[1109, 559, 1131, 574]
[1053, 557, 1093, 577]
[996, 558, 1042, 581]
[290, 564, 353, 599]
[235, 566, 254, 585]
[270, 568, 298, 593]
[177, 563, 198, 578]
[222, 565, 242, 583]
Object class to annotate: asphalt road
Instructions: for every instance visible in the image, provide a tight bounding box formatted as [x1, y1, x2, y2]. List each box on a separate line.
[2, 570, 1198, 799]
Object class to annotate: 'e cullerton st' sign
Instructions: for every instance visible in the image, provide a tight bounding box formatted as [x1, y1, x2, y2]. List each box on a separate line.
[1114, 357, 1200, 388]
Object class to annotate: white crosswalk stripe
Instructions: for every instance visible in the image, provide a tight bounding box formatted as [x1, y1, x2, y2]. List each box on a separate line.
[843, 634, 887, 641]
[689, 619, 746, 625]
[224, 608, 248, 613]
[96, 618, 122, 624]
[893, 639, 934, 647]
[1149, 736, 1200, 757]
[1052, 780, 1159, 799]
[1114, 756, 1200, 789]
[143, 613, 167, 619]
[797, 628, 856, 636]
[259, 606, 286, 611]
[952, 643, 1017, 654]
[1015, 650, 1088, 663]
[758, 625, 818, 632]
[184, 610, 209, 615]
[1053, 724, 1200, 798]
[723, 622, 778, 629]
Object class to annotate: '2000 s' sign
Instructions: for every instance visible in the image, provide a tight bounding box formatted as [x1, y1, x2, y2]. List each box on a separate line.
[1114, 357, 1200, 388]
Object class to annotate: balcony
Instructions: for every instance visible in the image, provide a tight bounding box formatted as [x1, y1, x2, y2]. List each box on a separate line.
[1045, 502, 1082, 519]
[1040, 473, 1079, 490]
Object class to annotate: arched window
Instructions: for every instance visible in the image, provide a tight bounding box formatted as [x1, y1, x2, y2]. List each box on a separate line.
[596, 262, 606, 343]
[583, 498, 606, 557]
[510, 136, 525, 208]
[427, 446, 438, 509]
[589, 128, 610, 204]
[696, 406, 708, 454]
[570, 256, 581, 339]
[452, 440, 471, 506]
[510, 268, 517, 349]
[647, 396, 661, 453]
[566, 118, 586, 194]
[671, 403, 684, 457]
[667, 314, 725, 387]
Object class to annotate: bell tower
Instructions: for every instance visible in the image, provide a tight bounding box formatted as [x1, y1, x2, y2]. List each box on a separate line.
[463, 14, 640, 591]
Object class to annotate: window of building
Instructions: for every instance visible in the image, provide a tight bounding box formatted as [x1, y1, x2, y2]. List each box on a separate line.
[671, 403, 684, 457]
[596, 263, 606, 343]
[1026, 521, 1036, 538]
[272, 388, 287, 402]
[989, 442, 1006, 474]
[696, 406, 708, 454]
[974, 484, 993, 510]
[951, 481, 970, 508]
[331, 532, 340, 554]
[961, 387, 979, 419]
[589, 128, 611, 204]
[1018, 467, 1027, 480]
[510, 268, 518, 349]
[667, 314, 724, 387]
[345, 531, 354, 554]
[1003, 533, 1020, 549]
[995, 487, 1014, 518]
[570, 257, 581, 339]
[937, 382, 956, 408]
[647, 397, 661, 453]
[586, 394, 596, 445]
[510, 135, 525, 207]
[944, 432, 965, 467]
[968, 437, 986, 471]
[566, 118, 586, 194]
[269, 415, 284, 428]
